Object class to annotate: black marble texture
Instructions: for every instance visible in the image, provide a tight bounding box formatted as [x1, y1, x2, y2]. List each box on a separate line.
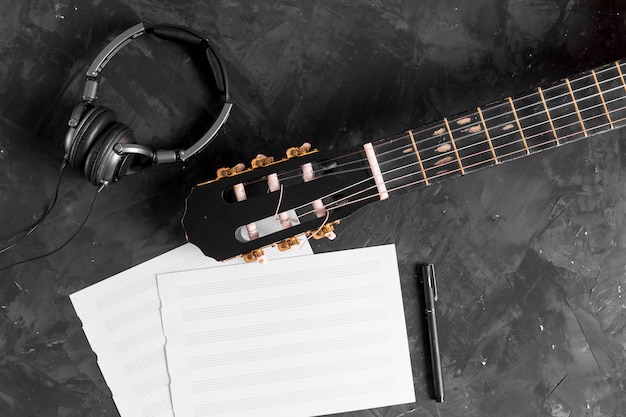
[1, 1, 626, 416]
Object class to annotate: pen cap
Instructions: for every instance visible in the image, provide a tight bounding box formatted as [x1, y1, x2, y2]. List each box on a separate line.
[421, 264, 438, 303]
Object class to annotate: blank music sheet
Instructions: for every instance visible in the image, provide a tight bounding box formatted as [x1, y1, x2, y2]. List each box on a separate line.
[157, 244, 415, 417]
[70, 239, 313, 417]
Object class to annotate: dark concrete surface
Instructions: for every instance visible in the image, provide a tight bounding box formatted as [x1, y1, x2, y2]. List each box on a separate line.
[1, 1, 626, 416]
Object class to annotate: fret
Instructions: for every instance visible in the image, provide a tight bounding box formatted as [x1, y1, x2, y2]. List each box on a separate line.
[507, 97, 531, 155]
[616, 61, 626, 93]
[596, 61, 626, 128]
[564, 78, 588, 137]
[567, 72, 613, 135]
[403, 121, 465, 184]
[446, 113, 498, 173]
[443, 117, 465, 175]
[369, 131, 429, 195]
[591, 69, 614, 129]
[534, 79, 586, 145]
[479, 98, 528, 164]
[512, 91, 557, 153]
[476, 107, 499, 164]
[407, 130, 429, 185]
[537, 87, 559, 145]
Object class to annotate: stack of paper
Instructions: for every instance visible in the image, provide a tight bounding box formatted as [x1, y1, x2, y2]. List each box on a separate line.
[70, 242, 414, 417]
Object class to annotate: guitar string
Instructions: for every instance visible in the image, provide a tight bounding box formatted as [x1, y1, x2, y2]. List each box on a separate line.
[324, 114, 622, 215]
[292, 107, 622, 222]
[382, 62, 626, 146]
[372, 92, 623, 177]
[241, 66, 626, 194]
[327, 107, 621, 209]
[328, 63, 625, 167]
[305, 210, 331, 242]
[293, 129, 614, 223]
[384, 69, 619, 172]
[243, 76, 626, 235]
[235, 63, 626, 235]
[273, 183, 285, 219]
[384, 66, 625, 146]
[334, 116, 620, 215]
[354, 73, 626, 170]
[248, 65, 626, 187]
[263, 82, 625, 194]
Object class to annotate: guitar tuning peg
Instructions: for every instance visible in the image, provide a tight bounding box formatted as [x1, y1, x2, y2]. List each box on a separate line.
[276, 237, 300, 252]
[216, 163, 246, 179]
[286, 142, 314, 158]
[251, 154, 275, 168]
[243, 248, 266, 263]
[324, 230, 336, 240]
[312, 224, 336, 240]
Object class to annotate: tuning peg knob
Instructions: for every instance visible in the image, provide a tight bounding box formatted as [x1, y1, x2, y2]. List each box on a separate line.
[276, 237, 300, 252]
[251, 154, 275, 168]
[286, 142, 314, 158]
[312, 224, 336, 240]
[243, 248, 266, 263]
[216, 163, 245, 179]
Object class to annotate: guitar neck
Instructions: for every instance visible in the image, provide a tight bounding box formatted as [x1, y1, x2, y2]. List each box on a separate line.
[359, 60, 626, 199]
[182, 59, 626, 262]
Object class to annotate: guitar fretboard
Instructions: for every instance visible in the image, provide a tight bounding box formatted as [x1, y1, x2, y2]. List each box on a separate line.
[363, 60, 626, 198]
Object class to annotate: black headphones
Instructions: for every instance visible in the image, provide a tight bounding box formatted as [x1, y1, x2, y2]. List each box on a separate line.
[63, 22, 233, 186]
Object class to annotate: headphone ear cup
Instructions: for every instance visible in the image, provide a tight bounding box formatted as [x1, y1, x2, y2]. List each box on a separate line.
[84, 123, 135, 186]
[68, 106, 117, 170]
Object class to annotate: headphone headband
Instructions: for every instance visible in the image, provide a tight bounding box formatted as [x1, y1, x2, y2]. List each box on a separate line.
[67, 22, 232, 166]
[86, 22, 146, 80]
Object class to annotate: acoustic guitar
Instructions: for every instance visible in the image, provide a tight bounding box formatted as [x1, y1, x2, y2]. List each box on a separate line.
[182, 60, 626, 262]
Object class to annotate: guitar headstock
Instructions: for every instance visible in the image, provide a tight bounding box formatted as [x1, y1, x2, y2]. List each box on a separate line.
[182, 143, 375, 261]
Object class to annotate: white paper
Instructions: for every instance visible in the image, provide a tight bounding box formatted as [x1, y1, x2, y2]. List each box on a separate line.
[70, 239, 314, 417]
[157, 244, 414, 417]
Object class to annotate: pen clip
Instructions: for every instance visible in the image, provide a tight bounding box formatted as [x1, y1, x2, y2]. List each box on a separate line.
[427, 264, 438, 301]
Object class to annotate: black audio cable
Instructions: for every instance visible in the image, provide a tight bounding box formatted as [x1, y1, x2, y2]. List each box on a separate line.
[0, 181, 105, 274]
[0, 160, 66, 255]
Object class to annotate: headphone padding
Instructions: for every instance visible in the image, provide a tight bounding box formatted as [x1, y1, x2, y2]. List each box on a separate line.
[69, 106, 117, 169]
[85, 123, 134, 185]
[150, 25, 203, 47]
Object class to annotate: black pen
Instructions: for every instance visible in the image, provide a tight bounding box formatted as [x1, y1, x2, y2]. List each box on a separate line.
[422, 264, 444, 402]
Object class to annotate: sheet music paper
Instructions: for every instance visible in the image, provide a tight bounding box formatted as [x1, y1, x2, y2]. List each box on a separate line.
[70, 239, 313, 417]
[157, 244, 414, 417]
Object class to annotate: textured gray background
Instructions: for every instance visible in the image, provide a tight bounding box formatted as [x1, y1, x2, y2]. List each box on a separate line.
[1, 1, 625, 416]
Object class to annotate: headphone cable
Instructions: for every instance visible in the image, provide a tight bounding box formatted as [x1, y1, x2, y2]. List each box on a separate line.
[0, 183, 105, 274]
[0, 160, 67, 255]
